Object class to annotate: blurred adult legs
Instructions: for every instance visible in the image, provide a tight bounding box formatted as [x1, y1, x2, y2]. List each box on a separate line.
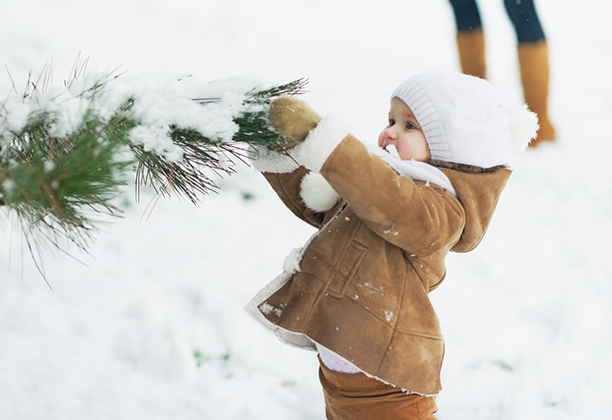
[449, 0, 486, 78]
[505, 0, 555, 142]
[448, 0, 556, 144]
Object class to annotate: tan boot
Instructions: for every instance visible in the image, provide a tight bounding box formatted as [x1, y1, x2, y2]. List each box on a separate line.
[456, 28, 486, 79]
[518, 40, 556, 145]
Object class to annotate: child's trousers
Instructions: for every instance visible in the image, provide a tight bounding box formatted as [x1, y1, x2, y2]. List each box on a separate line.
[318, 359, 438, 420]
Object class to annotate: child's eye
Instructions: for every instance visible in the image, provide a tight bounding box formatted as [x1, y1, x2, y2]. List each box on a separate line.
[388, 118, 396, 127]
[405, 121, 417, 130]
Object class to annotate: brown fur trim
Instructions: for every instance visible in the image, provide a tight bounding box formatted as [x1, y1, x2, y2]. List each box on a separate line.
[428, 159, 507, 174]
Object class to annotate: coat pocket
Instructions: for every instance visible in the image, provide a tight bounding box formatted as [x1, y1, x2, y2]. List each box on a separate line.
[327, 242, 368, 298]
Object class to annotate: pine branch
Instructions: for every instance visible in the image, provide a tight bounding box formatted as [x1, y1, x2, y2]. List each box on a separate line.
[0, 105, 134, 251]
[130, 77, 308, 203]
[0, 69, 307, 263]
[131, 128, 238, 204]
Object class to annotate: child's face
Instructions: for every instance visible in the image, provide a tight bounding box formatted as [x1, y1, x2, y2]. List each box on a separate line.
[378, 97, 429, 161]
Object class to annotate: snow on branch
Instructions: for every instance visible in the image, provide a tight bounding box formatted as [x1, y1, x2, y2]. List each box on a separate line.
[0, 65, 306, 267]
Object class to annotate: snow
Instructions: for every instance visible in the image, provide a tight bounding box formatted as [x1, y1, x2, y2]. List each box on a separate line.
[1, 0, 611, 419]
[282, 247, 303, 275]
[107, 73, 271, 150]
[0, 70, 272, 161]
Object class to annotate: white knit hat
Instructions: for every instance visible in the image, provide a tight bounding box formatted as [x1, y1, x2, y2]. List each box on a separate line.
[391, 70, 538, 168]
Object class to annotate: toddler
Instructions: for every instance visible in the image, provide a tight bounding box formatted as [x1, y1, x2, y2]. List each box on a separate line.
[247, 70, 537, 420]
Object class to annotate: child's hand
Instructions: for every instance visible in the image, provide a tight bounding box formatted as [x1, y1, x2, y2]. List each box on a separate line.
[269, 97, 321, 148]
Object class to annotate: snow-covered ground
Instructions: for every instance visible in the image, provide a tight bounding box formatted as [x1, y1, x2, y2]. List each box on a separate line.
[1, 0, 611, 419]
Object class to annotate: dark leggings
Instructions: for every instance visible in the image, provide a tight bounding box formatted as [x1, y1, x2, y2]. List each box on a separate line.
[448, 0, 545, 43]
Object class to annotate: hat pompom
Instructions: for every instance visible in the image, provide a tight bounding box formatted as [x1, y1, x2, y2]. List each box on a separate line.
[508, 104, 539, 151]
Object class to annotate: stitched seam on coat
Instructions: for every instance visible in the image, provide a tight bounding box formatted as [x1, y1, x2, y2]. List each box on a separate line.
[302, 203, 348, 320]
[393, 330, 443, 341]
[325, 221, 368, 299]
[375, 256, 408, 377]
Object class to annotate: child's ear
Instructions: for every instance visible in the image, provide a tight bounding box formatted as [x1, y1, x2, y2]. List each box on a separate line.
[269, 97, 321, 146]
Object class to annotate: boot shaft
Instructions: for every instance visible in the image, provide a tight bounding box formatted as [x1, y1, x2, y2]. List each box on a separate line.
[518, 41, 556, 143]
[456, 28, 486, 79]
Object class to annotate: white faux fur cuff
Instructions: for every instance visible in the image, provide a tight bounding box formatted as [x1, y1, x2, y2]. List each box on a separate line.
[290, 114, 350, 173]
[248, 145, 299, 174]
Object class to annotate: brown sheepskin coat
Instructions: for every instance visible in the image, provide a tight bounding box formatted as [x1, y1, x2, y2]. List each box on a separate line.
[248, 134, 511, 395]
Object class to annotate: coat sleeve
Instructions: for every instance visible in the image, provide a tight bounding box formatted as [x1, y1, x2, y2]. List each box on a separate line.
[247, 144, 337, 228]
[320, 135, 466, 256]
[261, 167, 332, 229]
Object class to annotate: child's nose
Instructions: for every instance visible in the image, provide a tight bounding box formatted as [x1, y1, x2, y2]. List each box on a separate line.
[384, 128, 397, 140]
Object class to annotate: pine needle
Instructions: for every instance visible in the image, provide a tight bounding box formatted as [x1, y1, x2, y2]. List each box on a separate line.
[1, 68, 308, 269]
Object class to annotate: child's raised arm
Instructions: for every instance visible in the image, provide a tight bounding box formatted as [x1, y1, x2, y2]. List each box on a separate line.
[261, 97, 467, 256]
